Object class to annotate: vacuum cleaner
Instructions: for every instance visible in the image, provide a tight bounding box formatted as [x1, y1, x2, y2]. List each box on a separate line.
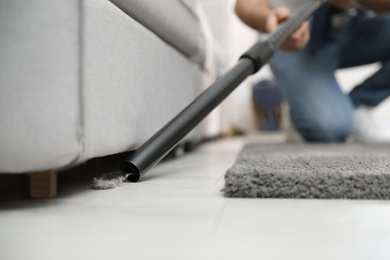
[121, 0, 328, 182]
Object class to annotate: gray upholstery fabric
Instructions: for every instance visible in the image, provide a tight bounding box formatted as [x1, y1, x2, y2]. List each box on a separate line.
[225, 143, 390, 199]
[109, 0, 206, 65]
[0, 0, 210, 173]
[0, 0, 82, 173]
[80, 0, 206, 161]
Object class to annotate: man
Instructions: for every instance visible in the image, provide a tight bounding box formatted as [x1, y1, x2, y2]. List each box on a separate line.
[235, 0, 390, 142]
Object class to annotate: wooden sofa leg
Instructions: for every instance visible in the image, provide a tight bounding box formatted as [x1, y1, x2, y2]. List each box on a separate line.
[30, 170, 57, 198]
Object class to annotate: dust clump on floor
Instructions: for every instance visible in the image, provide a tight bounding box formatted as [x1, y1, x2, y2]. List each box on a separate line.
[92, 172, 128, 190]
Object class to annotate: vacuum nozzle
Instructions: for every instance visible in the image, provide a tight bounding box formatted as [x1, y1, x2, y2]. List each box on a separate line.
[121, 162, 141, 182]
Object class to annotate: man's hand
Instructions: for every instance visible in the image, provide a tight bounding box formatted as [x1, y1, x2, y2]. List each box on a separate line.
[235, 0, 310, 52]
[265, 7, 310, 51]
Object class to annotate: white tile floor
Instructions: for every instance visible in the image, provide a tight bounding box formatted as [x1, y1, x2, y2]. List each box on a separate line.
[1, 134, 390, 260]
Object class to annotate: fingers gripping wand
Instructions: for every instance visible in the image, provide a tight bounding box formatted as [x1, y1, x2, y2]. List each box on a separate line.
[121, 0, 328, 182]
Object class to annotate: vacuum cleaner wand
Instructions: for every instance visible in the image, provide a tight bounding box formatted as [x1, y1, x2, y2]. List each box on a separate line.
[121, 0, 327, 182]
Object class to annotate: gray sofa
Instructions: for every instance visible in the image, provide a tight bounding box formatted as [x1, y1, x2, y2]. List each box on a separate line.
[0, 0, 224, 174]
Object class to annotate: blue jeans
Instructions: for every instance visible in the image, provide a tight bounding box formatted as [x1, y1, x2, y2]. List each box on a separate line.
[270, 13, 390, 142]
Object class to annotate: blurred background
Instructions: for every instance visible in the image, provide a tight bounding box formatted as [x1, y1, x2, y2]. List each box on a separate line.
[200, 0, 390, 139]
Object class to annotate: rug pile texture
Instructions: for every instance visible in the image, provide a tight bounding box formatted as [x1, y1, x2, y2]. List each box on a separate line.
[224, 143, 390, 199]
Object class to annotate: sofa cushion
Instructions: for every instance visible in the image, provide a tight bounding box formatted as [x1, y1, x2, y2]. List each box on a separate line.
[109, 0, 206, 65]
[79, 0, 207, 162]
[0, 0, 220, 173]
[0, 0, 82, 173]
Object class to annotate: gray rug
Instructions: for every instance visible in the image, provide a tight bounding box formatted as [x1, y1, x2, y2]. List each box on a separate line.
[224, 143, 390, 199]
